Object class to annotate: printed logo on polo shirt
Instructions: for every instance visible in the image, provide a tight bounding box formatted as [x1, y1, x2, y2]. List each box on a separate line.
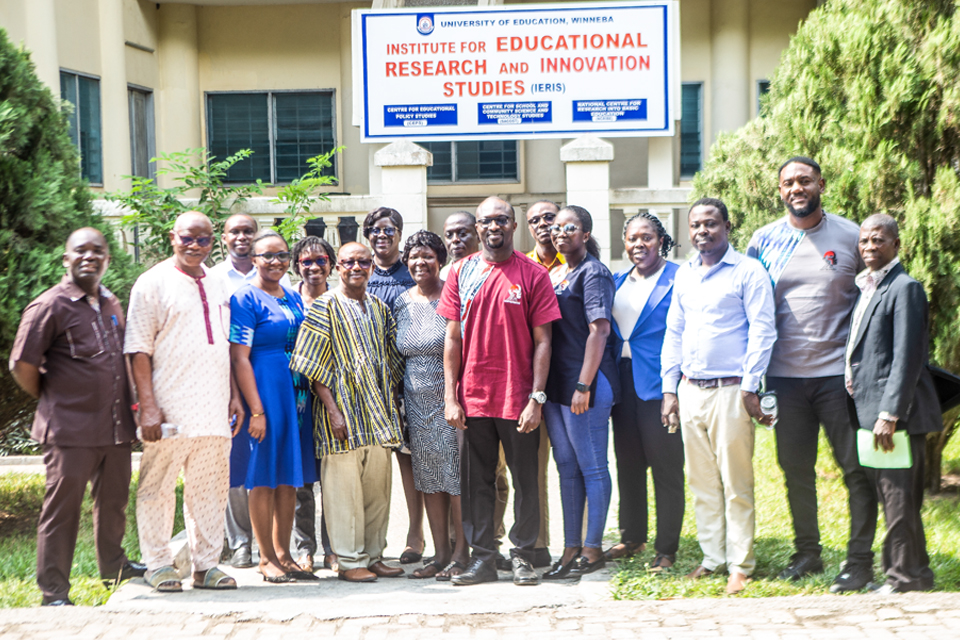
[505, 283, 522, 305]
[821, 250, 838, 270]
[554, 279, 569, 294]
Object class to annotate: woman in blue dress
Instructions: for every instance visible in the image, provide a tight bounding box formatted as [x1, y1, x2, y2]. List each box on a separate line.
[230, 230, 316, 583]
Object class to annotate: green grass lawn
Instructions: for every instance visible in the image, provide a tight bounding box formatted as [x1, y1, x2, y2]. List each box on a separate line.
[609, 428, 960, 599]
[0, 472, 183, 608]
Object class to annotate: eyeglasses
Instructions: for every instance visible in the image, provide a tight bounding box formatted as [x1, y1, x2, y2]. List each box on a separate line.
[444, 229, 473, 240]
[252, 251, 291, 263]
[299, 256, 329, 268]
[549, 223, 581, 235]
[178, 235, 213, 247]
[527, 212, 557, 227]
[364, 226, 398, 238]
[477, 216, 512, 228]
[339, 258, 373, 269]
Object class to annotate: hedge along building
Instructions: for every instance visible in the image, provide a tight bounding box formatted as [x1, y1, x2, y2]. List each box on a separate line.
[0, 0, 818, 268]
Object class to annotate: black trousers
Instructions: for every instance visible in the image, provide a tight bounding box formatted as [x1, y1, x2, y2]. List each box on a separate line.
[865, 433, 934, 592]
[609, 359, 685, 556]
[768, 376, 877, 565]
[37, 443, 132, 602]
[460, 417, 540, 564]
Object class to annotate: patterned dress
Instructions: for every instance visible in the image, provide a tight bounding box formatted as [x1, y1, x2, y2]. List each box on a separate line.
[230, 285, 316, 489]
[394, 291, 460, 495]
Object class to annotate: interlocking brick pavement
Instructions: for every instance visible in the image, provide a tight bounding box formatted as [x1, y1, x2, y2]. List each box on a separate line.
[4, 593, 960, 639]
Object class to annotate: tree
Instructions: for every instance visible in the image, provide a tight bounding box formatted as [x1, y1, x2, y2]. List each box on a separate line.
[109, 148, 265, 265]
[693, 0, 960, 490]
[0, 29, 140, 452]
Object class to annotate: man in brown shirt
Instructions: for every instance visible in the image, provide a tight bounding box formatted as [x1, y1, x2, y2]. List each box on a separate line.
[9, 227, 143, 606]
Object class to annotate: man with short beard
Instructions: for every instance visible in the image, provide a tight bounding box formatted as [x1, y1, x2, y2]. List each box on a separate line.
[747, 157, 877, 593]
[439, 197, 562, 587]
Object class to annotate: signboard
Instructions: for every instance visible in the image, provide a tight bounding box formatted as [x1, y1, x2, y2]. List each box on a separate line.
[352, 1, 679, 142]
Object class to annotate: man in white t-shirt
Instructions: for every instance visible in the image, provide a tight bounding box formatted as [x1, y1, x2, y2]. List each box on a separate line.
[209, 213, 290, 569]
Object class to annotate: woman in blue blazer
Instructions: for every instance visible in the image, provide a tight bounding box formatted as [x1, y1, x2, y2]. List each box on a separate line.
[606, 213, 685, 572]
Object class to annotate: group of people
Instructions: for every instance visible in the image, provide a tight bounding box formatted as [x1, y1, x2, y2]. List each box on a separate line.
[10, 155, 940, 605]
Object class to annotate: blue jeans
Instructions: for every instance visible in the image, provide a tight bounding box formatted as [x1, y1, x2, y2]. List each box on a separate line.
[543, 372, 614, 550]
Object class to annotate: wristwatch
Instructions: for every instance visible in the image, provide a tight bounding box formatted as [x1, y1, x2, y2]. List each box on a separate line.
[529, 390, 547, 405]
[575, 381, 590, 394]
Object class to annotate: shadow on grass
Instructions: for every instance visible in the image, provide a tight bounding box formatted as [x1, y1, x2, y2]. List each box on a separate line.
[0, 472, 184, 608]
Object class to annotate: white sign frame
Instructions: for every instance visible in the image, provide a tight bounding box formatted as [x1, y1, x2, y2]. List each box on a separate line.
[352, 1, 680, 142]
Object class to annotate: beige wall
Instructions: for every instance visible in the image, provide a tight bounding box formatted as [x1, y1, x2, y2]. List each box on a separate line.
[54, 0, 101, 76]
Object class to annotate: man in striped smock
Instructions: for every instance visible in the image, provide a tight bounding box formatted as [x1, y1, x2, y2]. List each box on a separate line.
[290, 242, 405, 583]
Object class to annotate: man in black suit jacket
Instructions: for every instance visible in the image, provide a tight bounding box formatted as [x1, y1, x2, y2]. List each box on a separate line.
[845, 213, 941, 594]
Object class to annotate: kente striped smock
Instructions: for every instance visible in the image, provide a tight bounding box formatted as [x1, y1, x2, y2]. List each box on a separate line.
[290, 289, 404, 456]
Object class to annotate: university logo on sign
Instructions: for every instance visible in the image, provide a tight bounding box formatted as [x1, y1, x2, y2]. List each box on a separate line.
[417, 14, 435, 36]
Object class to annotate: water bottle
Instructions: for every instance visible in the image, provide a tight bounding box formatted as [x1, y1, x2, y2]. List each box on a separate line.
[160, 423, 181, 438]
[759, 391, 778, 430]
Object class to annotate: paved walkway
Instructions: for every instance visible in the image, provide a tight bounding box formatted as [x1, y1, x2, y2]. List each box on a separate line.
[3, 592, 960, 639]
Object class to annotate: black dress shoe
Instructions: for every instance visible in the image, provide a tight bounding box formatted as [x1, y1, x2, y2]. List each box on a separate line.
[829, 562, 873, 593]
[542, 557, 578, 580]
[568, 555, 606, 576]
[41, 599, 74, 606]
[102, 560, 148, 587]
[495, 554, 511, 572]
[777, 553, 823, 581]
[511, 556, 540, 586]
[451, 558, 498, 586]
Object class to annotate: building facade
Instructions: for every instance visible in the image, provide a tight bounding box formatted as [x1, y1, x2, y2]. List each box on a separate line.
[0, 0, 817, 265]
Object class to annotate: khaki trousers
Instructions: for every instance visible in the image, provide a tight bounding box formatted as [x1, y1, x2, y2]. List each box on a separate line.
[137, 436, 231, 573]
[321, 444, 392, 571]
[678, 381, 756, 576]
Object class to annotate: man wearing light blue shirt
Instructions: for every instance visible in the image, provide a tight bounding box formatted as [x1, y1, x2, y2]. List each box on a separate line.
[660, 198, 776, 595]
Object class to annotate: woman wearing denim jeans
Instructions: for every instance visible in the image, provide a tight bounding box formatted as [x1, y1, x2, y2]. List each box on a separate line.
[541, 205, 620, 579]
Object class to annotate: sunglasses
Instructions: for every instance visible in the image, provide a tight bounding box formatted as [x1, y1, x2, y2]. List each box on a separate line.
[477, 216, 512, 228]
[253, 251, 291, 263]
[527, 212, 557, 227]
[339, 258, 373, 269]
[549, 223, 581, 235]
[364, 226, 398, 238]
[178, 235, 213, 247]
[299, 256, 329, 268]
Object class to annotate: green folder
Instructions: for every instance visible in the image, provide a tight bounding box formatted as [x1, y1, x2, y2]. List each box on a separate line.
[857, 429, 912, 469]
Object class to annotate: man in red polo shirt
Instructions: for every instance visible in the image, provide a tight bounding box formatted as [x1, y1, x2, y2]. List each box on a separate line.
[439, 196, 561, 587]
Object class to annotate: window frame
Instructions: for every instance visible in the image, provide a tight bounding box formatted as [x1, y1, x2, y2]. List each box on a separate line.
[128, 84, 156, 181]
[679, 81, 704, 180]
[60, 68, 104, 186]
[419, 140, 521, 185]
[204, 89, 338, 185]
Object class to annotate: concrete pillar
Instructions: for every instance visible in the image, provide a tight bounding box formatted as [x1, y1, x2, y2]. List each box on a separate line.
[561, 135, 614, 264]
[648, 134, 677, 189]
[710, 0, 750, 141]
[373, 141, 432, 236]
[157, 3, 201, 188]
[97, 0, 131, 190]
[22, 0, 60, 93]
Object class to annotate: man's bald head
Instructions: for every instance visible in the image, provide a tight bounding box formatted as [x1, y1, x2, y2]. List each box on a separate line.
[476, 196, 514, 220]
[338, 242, 372, 261]
[66, 227, 107, 253]
[173, 211, 213, 234]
